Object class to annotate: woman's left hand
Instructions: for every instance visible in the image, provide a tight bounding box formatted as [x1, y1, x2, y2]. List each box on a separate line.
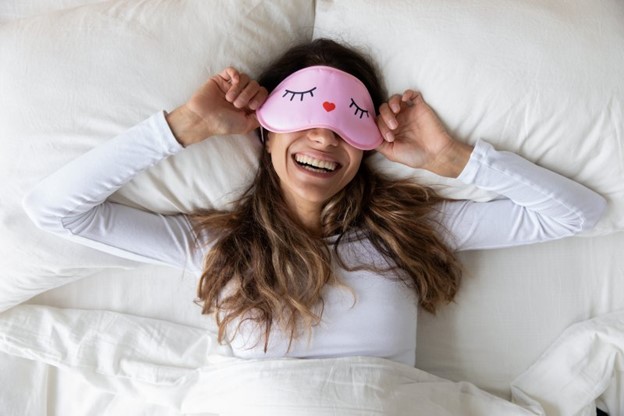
[375, 90, 473, 178]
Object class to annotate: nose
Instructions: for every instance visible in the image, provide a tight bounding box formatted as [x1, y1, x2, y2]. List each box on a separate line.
[308, 128, 339, 147]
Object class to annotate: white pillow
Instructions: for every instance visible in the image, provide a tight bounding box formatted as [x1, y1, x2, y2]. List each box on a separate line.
[0, 0, 105, 24]
[0, 0, 314, 311]
[314, 0, 624, 237]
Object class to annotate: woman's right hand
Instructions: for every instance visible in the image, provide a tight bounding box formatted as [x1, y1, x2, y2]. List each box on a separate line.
[166, 67, 268, 147]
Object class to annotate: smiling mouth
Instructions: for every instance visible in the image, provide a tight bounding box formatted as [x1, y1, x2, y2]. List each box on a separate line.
[294, 154, 340, 173]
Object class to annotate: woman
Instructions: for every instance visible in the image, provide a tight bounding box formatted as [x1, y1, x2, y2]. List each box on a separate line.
[23, 39, 607, 366]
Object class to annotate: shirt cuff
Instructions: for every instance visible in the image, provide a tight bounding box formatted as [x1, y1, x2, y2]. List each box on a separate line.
[456, 139, 492, 185]
[148, 110, 185, 155]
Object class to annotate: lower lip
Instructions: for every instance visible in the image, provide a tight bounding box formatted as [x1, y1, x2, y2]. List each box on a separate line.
[292, 156, 339, 178]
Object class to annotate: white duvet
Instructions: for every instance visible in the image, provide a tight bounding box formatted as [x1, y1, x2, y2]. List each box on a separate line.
[0, 305, 622, 416]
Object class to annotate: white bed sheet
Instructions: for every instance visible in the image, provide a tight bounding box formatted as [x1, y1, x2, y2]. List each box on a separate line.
[1, 304, 622, 416]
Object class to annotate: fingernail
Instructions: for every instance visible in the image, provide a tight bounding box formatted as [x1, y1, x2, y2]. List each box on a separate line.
[389, 120, 398, 129]
[391, 103, 400, 113]
[385, 132, 394, 142]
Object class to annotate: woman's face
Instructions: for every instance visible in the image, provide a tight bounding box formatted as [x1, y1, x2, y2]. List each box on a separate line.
[266, 128, 363, 211]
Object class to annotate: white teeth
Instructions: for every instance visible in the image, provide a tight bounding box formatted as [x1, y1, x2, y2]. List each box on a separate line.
[295, 154, 337, 172]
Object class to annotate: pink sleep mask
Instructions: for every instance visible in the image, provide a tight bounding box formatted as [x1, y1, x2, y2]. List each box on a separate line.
[256, 65, 383, 150]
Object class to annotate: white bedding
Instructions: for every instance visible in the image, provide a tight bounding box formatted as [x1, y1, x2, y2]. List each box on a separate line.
[1, 0, 624, 414]
[1, 305, 622, 416]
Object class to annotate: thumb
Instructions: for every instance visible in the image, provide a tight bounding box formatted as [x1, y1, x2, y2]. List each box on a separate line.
[244, 112, 260, 133]
[375, 139, 393, 159]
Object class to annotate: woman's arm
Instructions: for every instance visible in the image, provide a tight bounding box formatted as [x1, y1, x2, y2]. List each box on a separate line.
[22, 111, 206, 272]
[438, 139, 607, 251]
[23, 68, 267, 272]
[375, 91, 607, 251]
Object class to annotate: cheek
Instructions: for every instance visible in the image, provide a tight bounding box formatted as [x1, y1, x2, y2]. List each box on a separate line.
[342, 154, 363, 185]
[269, 152, 285, 178]
[267, 139, 286, 172]
[349, 151, 364, 173]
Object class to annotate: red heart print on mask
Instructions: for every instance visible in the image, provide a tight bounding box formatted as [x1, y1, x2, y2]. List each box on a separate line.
[323, 101, 336, 112]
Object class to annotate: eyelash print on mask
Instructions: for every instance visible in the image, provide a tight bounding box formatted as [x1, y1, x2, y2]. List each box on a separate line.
[349, 98, 369, 119]
[282, 87, 317, 101]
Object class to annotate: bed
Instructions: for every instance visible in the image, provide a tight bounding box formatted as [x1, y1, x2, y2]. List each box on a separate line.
[1, 0, 623, 415]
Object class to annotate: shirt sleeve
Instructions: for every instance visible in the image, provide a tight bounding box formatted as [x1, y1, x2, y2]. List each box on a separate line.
[439, 139, 608, 252]
[22, 111, 207, 273]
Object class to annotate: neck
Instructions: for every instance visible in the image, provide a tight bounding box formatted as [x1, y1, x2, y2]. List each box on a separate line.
[283, 193, 322, 236]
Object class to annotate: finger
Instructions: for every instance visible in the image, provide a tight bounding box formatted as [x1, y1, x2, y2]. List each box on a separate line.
[212, 67, 240, 93]
[388, 94, 402, 113]
[248, 87, 268, 110]
[225, 72, 251, 102]
[379, 102, 399, 131]
[414, 91, 427, 106]
[233, 80, 263, 109]
[401, 89, 420, 106]
[220, 67, 240, 84]
[376, 113, 395, 142]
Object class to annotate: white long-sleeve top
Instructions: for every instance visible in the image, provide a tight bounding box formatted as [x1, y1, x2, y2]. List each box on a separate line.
[23, 111, 607, 366]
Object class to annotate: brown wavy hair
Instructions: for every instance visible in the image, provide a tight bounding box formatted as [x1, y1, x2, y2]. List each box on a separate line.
[190, 39, 462, 352]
